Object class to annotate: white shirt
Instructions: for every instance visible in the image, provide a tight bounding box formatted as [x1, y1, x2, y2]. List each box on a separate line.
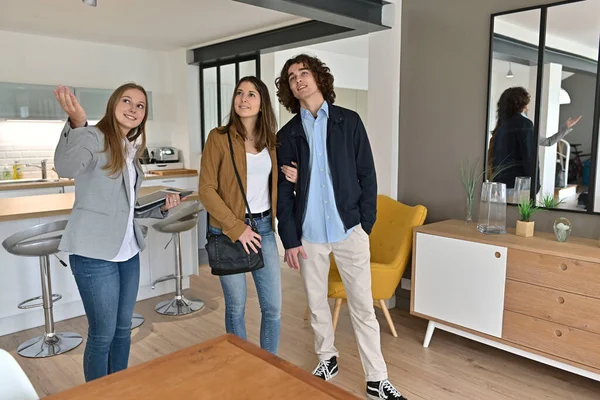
[110, 140, 141, 262]
[246, 148, 271, 214]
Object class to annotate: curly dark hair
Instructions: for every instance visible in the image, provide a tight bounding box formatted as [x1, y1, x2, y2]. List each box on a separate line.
[275, 54, 335, 114]
[487, 86, 531, 178]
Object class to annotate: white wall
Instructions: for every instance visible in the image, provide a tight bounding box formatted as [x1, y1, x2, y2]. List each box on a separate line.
[368, 0, 402, 198]
[273, 47, 369, 91]
[0, 30, 197, 175]
[263, 41, 370, 129]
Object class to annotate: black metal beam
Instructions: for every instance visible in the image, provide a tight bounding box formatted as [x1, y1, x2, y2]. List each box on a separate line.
[233, 0, 391, 32]
[188, 20, 353, 65]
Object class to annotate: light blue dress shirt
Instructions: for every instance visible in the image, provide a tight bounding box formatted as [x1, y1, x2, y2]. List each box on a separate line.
[301, 101, 353, 244]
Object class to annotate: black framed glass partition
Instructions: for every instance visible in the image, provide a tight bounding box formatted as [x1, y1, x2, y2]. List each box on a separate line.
[199, 54, 261, 148]
[484, 0, 600, 214]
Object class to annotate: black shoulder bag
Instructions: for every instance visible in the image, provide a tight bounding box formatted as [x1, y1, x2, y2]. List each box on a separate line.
[205, 131, 264, 276]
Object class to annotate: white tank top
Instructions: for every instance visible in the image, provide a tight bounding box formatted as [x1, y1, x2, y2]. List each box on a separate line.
[246, 148, 271, 214]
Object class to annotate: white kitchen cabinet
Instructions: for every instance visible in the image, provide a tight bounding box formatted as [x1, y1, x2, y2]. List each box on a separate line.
[0, 82, 72, 120]
[413, 232, 507, 338]
[74, 87, 153, 120]
[142, 176, 197, 190]
[0, 186, 64, 198]
[141, 163, 184, 173]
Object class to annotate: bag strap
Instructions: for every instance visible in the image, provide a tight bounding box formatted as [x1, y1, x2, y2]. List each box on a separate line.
[227, 130, 255, 224]
[206, 130, 256, 240]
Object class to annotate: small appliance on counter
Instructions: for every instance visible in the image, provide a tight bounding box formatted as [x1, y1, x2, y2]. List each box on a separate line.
[141, 147, 180, 164]
[155, 147, 179, 163]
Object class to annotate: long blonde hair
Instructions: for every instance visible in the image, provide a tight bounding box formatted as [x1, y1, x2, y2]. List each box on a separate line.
[96, 83, 148, 177]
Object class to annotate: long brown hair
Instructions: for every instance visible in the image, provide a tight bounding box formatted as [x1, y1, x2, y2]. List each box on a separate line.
[275, 54, 336, 114]
[218, 76, 277, 151]
[96, 83, 148, 177]
[487, 86, 530, 179]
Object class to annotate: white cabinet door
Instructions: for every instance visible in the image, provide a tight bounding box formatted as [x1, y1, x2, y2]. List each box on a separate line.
[0, 186, 63, 198]
[142, 177, 197, 190]
[413, 232, 507, 337]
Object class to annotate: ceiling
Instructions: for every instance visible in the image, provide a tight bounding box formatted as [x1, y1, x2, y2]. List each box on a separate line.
[499, 0, 600, 50]
[0, 0, 307, 51]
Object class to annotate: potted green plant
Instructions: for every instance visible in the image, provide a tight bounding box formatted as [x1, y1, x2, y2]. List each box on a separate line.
[460, 157, 515, 224]
[540, 193, 564, 209]
[516, 199, 539, 237]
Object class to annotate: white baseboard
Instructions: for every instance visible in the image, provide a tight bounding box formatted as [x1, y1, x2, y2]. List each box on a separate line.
[401, 278, 411, 290]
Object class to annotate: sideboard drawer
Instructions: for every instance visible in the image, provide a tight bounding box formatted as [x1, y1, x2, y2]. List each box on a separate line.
[504, 279, 600, 335]
[507, 249, 600, 299]
[503, 310, 600, 370]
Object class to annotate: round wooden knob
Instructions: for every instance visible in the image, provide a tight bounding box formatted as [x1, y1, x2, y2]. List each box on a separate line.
[557, 297, 565, 304]
[560, 263, 568, 271]
[495, 252, 501, 258]
[555, 330, 563, 337]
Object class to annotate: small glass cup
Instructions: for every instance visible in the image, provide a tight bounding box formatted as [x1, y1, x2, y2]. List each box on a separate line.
[553, 218, 572, 242]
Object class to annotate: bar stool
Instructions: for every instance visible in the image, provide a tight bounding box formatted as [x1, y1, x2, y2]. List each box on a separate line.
[2, 220, 83, 358]
[151, 201, 204, 316]
[131, 224, 149, 330]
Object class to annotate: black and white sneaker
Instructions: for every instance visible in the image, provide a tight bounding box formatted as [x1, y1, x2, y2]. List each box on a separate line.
[366, 380, 407, 400]
[312, 356, 339, 381]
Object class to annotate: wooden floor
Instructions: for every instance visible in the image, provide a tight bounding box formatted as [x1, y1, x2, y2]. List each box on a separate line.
[2, 266, 600, 399]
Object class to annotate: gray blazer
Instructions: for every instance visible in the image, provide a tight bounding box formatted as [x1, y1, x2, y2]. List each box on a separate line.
[54, 122, 164, 261]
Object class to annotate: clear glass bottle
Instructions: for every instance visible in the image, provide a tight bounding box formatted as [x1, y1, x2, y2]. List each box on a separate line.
[477, 182, 507, 234]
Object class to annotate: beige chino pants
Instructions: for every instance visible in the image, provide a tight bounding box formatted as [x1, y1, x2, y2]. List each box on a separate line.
[299, 225, 388, 382]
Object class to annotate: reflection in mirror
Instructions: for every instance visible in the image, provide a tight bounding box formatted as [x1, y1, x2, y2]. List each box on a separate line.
[486, 9, 541, 206]
[538, 0, 599, 212]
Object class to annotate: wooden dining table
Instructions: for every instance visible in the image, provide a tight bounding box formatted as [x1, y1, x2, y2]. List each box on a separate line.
[45, 333, 361, 399]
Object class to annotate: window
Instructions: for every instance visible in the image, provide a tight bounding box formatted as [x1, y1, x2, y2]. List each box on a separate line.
[199, 55, 260, 148]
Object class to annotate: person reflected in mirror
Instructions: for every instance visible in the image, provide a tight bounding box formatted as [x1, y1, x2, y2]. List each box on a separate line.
[487, 86, 582, 198]
[53, 84, 181, 382]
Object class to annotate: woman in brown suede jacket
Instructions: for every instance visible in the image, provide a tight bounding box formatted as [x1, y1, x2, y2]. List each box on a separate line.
[199, 76, 289, 355]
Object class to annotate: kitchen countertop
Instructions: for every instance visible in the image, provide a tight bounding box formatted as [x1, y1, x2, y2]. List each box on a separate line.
[0, 172, 198, 191]
[0, 186, 199, 222]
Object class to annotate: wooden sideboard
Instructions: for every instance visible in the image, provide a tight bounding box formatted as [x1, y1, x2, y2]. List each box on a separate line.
[410, 219, 600, 382]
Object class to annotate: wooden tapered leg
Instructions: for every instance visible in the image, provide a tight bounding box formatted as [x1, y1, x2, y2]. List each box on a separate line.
[303, 306, 310, 320]
[378, 299, 398, 338]
[332, 298, 343, 332]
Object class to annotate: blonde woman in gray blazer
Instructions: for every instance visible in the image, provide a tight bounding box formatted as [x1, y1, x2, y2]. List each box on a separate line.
[53, 84, 181, 382]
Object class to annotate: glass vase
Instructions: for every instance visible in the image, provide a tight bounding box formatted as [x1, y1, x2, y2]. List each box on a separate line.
[477, 182, 507, 234]
[553, 218, 572, 242]
[465, 195, 474, 224]
[514, 176, 531, 204]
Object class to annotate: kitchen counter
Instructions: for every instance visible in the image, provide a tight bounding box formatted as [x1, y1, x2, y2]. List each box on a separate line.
[0, 186, 199, 222]
[0, 186, 201, 337]
[0, 171, 198, 191]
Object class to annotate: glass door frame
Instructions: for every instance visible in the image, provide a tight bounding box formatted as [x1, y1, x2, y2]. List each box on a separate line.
[199, 54, 261, 148]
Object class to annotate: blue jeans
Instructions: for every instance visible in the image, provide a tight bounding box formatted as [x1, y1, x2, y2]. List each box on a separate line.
[69, 253, 140, 382]
[210, 214, 282, 354]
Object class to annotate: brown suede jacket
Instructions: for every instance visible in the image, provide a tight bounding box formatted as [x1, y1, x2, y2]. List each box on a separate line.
[198, 125, 278, 242]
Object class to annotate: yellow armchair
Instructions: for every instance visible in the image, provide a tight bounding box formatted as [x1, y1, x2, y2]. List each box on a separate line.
[324, 195, 427, 337]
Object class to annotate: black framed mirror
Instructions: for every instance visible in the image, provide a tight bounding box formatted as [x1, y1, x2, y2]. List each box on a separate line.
[484, 0, 600, 214]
